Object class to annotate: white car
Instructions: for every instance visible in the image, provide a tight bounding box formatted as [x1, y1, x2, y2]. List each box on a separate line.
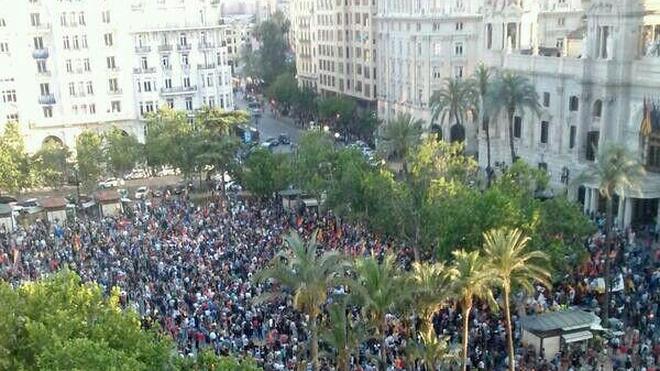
[135, 186, 149, 200]
[98, 177, 124, 189]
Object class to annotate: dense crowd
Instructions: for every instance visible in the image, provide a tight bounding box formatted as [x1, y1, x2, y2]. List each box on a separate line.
[0, 192, 658, 370]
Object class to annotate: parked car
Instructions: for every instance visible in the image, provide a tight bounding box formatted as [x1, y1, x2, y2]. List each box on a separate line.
[98, 177, 124, 189]
[261, 137, 279, 149]
[248, 102, 262, 117]
[278, 133, 291, 145]
[135, 186, 149, 200]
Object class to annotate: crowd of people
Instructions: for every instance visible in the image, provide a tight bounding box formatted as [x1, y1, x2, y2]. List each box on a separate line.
[0, 190, 658, 370]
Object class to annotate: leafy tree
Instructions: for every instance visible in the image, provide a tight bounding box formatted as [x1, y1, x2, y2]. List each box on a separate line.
[76, 131, 105, 190]
[254, 232, 348, 371]
[0, 270, 174, 370]
[292, 131, 336, 198]
[292, 86, 318, 125]
[321, 299, 366, 371]
[406, 328, 457, 371]
[144, 108, 189, 172]
[175, 349, 259, 371]
[483, 228, 551, 371]
[0, 122, 34, 193]
[487, 71, 541, 162]
[196, 106, 249, 136]
[267, 73, 299, 112]
[447, 250, 497, 371]
[240, 147, 291, 198]
[104, 127, 143, 177]
[350, 254, 408, 370]
[32, 140, 70, 187]
[576, 144, 644, 324]
[317, 96, 357, 133]
[248, 11, 291, 85]
[431, 78, 475, 141]
[377, 113, 423, 175]
[354, 110, 380, 143]
[408, 261, 450, 334]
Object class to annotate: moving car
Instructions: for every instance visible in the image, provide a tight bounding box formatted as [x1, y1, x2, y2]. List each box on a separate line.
[278, 133, 291, 145]
[135, 186, 149, 200]
[260, 137, 279, 149]
[98, 177, 124, 189]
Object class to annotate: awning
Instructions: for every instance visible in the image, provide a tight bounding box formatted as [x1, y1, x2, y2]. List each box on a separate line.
[562, 331, 593, 343]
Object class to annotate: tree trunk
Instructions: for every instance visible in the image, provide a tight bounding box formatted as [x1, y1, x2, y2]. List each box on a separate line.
[602, 196, 614, 325]
[380, 321, 388, 371]
[311, 315, 320, 371]
[503, 285, 516, 371]
[462, 305, 471, 371]
[507, 110, 516, 163]
[484, 116, 492, 186]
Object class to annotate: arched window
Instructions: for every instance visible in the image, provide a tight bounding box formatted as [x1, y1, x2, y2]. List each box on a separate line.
[593, 99, 603, 119]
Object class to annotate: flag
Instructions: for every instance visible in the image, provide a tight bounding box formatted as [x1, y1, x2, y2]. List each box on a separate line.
[641, 98, 653, 137]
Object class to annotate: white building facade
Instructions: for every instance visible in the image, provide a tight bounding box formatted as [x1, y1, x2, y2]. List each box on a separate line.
[0, 0, 234, 152]
[289, 0, 317, 89]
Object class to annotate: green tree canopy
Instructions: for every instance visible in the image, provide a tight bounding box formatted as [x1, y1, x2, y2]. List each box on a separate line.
[104, 127, 143, 177]
[32, 140, 71, 188]
[76, 131, 105, 190]
[0, 122, 34, 193]
[240, 147, 291, 198]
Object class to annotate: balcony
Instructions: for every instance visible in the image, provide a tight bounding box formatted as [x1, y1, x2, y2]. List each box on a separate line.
[32, 48, 49, 59]
[135, 45, 152, 53]
[108, 89, 123, 95]
[38, 94, 55, 105]
[37, 70, 51, 77]
[158, 44, 173, 52]
[133, 67, 156, 74]
[160, 86, 197, 95]
[177, 43, 192, 51]
[198, 42, 216, 49]
[197, 63, 216, 70]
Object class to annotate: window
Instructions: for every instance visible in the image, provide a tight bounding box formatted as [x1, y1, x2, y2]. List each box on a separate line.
[181, 54, 189, 65]
[102, 10, 110, 23]
[540, 121, 549, 144]
[206, 74, 213, 87]
[569, 126, 576, 149]
[164, 78, 172, 89]
[557, 17, 565, 27]
[104, 33, 113, 46]
[185, 97, 193, 111]
[161, 55, 169, 68]
[30, 13, 40, 27]
[81, 35, 88, 48]
[453, 65, 464, 79]
[166, 98, 174, 109]
[66, 59, 72, 72]
[86, 81, 94, 95]
[89, 104, 96, 114]
[0, 18, 6, 27]
[0, 42, 8, 53]
[6, 114, 18, 122]
[68, 82, 76, 96]
[73, 36, 79, 49]
[514, 116, 522, 138]
[83, 58, 90, 71]
[60, 13, 67, 26]
[63, 36, 70, 49]
[141, 56, 148, 69]
[208, 96, 215, 108]
[179, 33, 187, 45]
[593, 99, 603, 119]
[486, 23, 493, 49]
[543, 92, 550, 107]
[33, 36, 43, 49]
[454, 42, 463, 56]
[78, 12, 86, 26]
[36, 60, 47, 73]
[586, 131, 599, 161]
[109, 78, 118, 92]
[569, 96, 579, 111]
[144, 81, 152, 92]
[183, 77, 190, 87]
[2, 90, 16, 102]
[43, 106, 52, 118]
[145, 101, 154, 113]
[106, 56, 116, 69]
[111, 101, 121, 113]
[456, 22, 463, 31]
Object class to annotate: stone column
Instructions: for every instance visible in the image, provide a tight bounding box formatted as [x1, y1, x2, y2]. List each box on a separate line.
[591, 188, 600, 214]
[584, 188, 591, 214]
[623, 198, 633, 229]
[616, 197, 625, 229]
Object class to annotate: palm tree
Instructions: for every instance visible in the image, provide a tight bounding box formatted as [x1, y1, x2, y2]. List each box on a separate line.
[409, 261, 450, 334]
[487, 71, 541, 163]
[447, 250, 497, 371]
[471, 64, 493, 181]
[378, 113, 423, 175]
[406, 327, 458, 371]
[483, 228, 551, 371]
[321, 299, 367, 371]
[431, 78, 475, 143]
[253, 232, 348, 371]
[577, 144, 645, 324]
[350, 254, 407, 370]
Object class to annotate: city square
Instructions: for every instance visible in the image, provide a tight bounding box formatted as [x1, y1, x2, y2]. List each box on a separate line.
[0, 0, 659, 370]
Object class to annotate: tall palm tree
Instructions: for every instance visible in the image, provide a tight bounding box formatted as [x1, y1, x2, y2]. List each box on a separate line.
[350, 254, 407, 370]
[471, 64, 493, 180]
[487, 71, 541, 163]
[577, 144, 645, 324]
[447, 250, 497, 371]
[431, 78, 475, 142]
[409, 261, 450, 334]
[253, 232, 348, 371]
[321, 299, 366, 371]
[483, 228, 551, 371]
[378, 113, 423, 175]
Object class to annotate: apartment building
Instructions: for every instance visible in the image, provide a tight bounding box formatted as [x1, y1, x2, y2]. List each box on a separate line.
[222, 15, 255, 74]
[130, 0, 233, 121]
[289, 0, 317, 89]
[0, 0, 233, 152]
